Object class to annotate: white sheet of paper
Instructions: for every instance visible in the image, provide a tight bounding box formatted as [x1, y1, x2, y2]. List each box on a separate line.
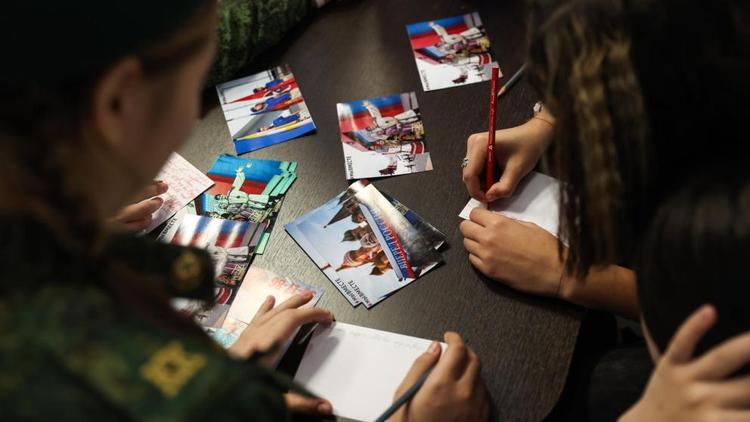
[146, 153, 213, 232]
[294, 322, 445, 422]
[459, 171, 565, 243]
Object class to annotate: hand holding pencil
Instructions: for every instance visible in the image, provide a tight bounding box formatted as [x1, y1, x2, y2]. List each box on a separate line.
[382, 332, 489, 422]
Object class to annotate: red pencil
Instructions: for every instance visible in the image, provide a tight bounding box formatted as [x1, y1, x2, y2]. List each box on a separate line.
[485, 64, 500, 197]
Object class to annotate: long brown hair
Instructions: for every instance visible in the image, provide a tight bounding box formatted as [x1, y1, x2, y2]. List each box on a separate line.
[527, 0, 649, 276]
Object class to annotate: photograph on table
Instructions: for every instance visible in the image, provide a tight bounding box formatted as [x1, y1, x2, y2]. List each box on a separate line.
[158, 210, 265, 305]
[194, 154, 297, 224]
[406, 12, 499, 91]
[216, 64, 316, 153]
[286, 182, 443, 308]
[204, 265, 324, 352]
[337, 92, 432, 179]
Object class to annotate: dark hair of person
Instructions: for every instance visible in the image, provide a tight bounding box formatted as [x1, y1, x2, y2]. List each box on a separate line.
[637, 167, 750, 361]
[526, 0, 750, 277]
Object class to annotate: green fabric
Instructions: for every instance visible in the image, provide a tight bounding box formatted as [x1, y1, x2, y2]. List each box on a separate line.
[206, 0, 312, 87]
[0, 220, 292, 421]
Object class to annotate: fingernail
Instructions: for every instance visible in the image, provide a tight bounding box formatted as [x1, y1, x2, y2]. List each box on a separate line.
[317, 401, 332, 415]
[428, 341, 440, 354]
[151, 197, 164, 206]
[265, 295, 274, 304]
[301, 291, 313, 299]
[701, 304, 716, 321]
[485, 194, 496, 202]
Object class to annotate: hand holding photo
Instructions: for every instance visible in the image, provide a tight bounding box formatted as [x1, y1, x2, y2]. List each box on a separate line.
[146, 152, 213, 233]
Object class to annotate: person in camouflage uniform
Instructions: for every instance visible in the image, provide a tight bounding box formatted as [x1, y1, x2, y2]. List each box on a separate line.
[207, 0, 327, 87]
[0, 1, 489, 420]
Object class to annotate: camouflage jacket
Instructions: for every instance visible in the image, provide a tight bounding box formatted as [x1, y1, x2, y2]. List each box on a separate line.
[206, 0, 312, 87]
[0, 219, 293, 421]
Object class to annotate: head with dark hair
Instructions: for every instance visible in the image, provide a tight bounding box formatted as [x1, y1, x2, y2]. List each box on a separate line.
[526, 0, 750, 276]
[0, 1, 218, 257]
[637, 168, 750, 362]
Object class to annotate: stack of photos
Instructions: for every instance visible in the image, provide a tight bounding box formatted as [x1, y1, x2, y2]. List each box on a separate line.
[406, 12, 499, 91]
[193, 154, 297, 255]
[158, 209, 266, 307]
[286, 181, 446, 308]
[216, 65, 316, 154]
[337, 92, 433, 179]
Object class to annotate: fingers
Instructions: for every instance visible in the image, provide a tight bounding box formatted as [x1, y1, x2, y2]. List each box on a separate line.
[117, 197, 164, 225]
[459, 219, 484, 241]
[692, 331, 750, 380]
[395, 341, 441, 398]
[134, 180, 169, 202]
[433, 332, 470, 380]
[275, 307, 334, 336]
[486, 160, 524, 202]
[463, 133, 488, 202]
[712, 375, 750, 407]
[462, 238, 483, 257]
[458, 347, 482, 391]
[469, 207, 507, 228]
[250, 295, 276, 324]
[118, 214, 154, 232]
[468, 254, 487, 273]
[664, 304, 717, 364]
[284, 392, 333, 416]
[265, 292, 315, 318]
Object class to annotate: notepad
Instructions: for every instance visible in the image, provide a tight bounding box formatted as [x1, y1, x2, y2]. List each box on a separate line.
[294, 322, 445, 422]
[459, 171, 565, 244]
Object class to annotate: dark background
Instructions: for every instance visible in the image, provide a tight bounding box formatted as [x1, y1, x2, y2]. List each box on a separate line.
[182, 0, 583, 419]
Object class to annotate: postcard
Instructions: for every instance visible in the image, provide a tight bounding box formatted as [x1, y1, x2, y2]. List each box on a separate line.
[216, 65, 316, 153]
[194, 154, 297, 223]
[337, 92, 432, 179]
[459, 171, 566, 244]
[206, 265, 322, 365]
[406, 12, 499, 91]
[286, 182, 443, 308]
[294, 322, 446, 421]
[158, 209, 264, 250]
[146, 152, 213, 233]
[227, 265, 323, 325]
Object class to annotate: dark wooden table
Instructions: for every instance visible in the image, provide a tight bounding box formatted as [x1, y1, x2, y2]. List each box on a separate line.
[181, 0, 582, 419]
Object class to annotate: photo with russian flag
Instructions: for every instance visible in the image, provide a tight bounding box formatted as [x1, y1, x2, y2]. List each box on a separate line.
[216, 64, 316, 153]
[337, 92, 433, 180]
[285, 181, 442, 308]
[406, 12, 499, 91]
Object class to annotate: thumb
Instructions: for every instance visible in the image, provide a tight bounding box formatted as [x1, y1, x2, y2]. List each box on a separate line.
[394, 341, 441, 399]
[284, 392, 333, 416]
[486, 163, 524, 201]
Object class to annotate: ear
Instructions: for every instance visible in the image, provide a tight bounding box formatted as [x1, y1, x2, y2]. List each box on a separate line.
[89, 57, 144, 152]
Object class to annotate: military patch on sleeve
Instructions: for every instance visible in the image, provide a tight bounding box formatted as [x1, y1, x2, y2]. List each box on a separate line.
[140, 341, 206, 398]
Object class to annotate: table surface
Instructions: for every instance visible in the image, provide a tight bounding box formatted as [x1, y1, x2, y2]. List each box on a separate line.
[181, 0, 583, 419]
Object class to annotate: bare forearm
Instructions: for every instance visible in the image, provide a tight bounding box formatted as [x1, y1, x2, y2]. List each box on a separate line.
[559, 264, 639, 320]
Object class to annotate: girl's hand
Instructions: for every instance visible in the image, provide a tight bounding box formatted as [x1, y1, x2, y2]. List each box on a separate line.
[460, 208, 564, 297]
[228, 293, 335, 417]
[108, 180, 169, 231]
[391, 332, 490, 422]
[621, 305, 750, 421]
[463, 117, 552, 203]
